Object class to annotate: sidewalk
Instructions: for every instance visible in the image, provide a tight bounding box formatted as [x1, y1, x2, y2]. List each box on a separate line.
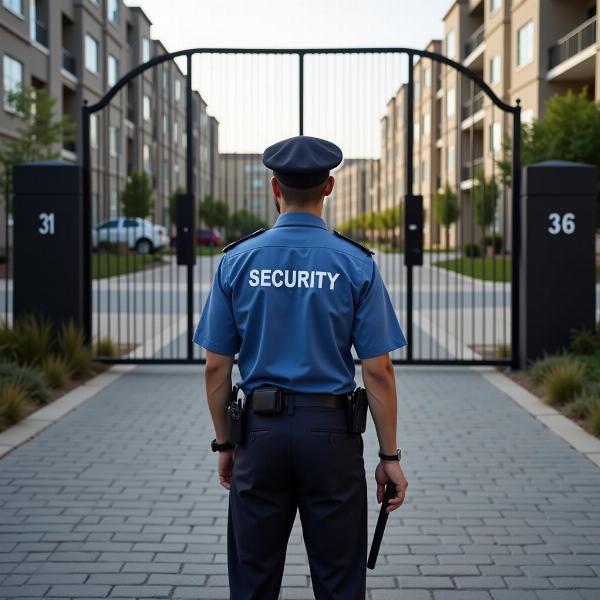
[0, 364, 599, 600]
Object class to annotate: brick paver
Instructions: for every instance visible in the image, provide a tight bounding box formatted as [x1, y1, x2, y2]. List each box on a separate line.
[0, 365, 599, 599]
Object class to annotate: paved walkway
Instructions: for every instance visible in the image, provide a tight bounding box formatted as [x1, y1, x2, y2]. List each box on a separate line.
[0, 365, 599, 600]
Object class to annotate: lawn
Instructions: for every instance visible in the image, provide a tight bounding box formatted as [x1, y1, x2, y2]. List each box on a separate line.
[92, 253, 167, 279]
[434, 256, 511, 282]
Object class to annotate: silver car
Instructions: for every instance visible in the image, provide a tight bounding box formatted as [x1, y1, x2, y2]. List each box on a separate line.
[92, 217, 169, 254]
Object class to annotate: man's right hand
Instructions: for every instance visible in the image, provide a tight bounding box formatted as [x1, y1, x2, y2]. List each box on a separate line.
[375, 460, 408, 512]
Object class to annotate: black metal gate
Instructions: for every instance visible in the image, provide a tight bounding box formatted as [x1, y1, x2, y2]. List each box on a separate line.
[81, 48, 521, 367]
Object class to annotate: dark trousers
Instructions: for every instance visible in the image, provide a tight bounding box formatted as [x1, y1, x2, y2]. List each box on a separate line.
[227, 399, 367, 600]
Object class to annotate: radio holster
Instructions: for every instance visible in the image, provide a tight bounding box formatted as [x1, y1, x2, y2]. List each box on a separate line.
[347, 387, 368, 433]
[226, 385, 245, 445]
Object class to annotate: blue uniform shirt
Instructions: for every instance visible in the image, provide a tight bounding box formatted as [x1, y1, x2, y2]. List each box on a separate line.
[192, 211, 407, 395]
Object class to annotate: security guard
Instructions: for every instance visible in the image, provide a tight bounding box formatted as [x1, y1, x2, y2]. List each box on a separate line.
[193, 135, 409, 600]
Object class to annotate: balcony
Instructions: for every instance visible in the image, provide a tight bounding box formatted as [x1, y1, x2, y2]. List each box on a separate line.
[461, 92, 484, 120]
[549, 16, 596, 69]
[34, 20, 48, 47]
[547, 16, 596, 81]
[461, 157, 484, 183]
[464, 24, 485, 58]
[62, 49, 76, 76]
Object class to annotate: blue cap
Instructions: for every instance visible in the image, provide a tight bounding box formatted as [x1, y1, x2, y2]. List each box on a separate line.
[262, 135, 343, 189]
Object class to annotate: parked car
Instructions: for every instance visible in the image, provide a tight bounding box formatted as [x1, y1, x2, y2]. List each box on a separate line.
[170, 227, 222, 248]
[92, 217, 169, 254]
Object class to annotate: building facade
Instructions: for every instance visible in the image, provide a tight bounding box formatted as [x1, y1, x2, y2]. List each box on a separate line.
[0, 0, 218, 235]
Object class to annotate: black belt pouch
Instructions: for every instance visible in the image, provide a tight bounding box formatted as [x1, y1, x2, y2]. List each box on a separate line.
[347, 387, 368, 433]
[251, 388, 283, 415]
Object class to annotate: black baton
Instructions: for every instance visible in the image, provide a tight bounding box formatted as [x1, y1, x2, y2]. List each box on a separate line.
[367, 481, 396, 569]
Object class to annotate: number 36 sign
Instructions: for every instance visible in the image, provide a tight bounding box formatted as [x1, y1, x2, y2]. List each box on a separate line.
[547, 212, 575, 235]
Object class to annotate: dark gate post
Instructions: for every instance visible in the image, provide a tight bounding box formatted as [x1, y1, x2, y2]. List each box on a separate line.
[13, 160, 85, 339]
[519, 160, 597, 369]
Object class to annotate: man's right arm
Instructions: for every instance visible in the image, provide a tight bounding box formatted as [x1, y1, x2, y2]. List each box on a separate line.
[361, 353, 408, 512]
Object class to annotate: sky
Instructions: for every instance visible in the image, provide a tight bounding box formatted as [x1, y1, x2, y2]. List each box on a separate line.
[124, 0, 447, 157]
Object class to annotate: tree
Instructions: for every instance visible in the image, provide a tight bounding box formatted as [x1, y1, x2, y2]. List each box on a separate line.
[0, 83, 75, 213]
[198, 195, 228, 228]
[472, 169, 498, 235]
[228, 209, 267, 237]
[497, 87, 600, 225]
[120, 170, 154, 218]
[433, 183, 459, 249]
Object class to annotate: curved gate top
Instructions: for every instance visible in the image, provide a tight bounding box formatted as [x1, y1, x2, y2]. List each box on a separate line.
[81, 47, 521, 368]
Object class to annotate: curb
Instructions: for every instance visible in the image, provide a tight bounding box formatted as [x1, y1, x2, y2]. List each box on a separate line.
[0, 364, 137, 459]
[471, 365, 600, 468]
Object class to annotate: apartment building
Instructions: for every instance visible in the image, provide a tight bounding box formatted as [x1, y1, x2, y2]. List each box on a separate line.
[0, 0, 218, 233]
[219, 153, 278, 227]
[336, 0, 599, 251]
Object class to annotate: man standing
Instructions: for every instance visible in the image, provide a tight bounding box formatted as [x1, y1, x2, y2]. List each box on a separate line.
[193, 135, 408, 599]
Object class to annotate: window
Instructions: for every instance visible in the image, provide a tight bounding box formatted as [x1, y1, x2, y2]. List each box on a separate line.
[85, 34, 99, 74]
[175, 79, 181, 101]
[517, 20, 534, 67]
[162, 158, 168, 191]
[422, 160, 428, 182]
[143, 94, 151, 120]
[98, 219, 119, 230]
[90, 113, 99, 149]
[446, 29, 455, 59]
[445, 145, 455, 174]
[489, 121, 502, 152]
[162, 65, 168, 89]
[109, 190, 118, 218]
[489, 55, 501, 84]
[490, 0, 501, 13]
[423, 113, 430, 136]
[143, 143, 151, 172]
[142, 37, 151, 63]
[162, 113, 167, 135]
[107, 0, 119, 24]
[174, 163, 180, 185]
[124, 218, 139, 228]
[423, 66, 431, 88]
[521, 108, 534, 125]
[182, 132, 187, 149]
[3, 55, 23, 112]
[446, 87, 455, 117]
[414, 81, 420, 99]
[173, 120, 178, 144]
[109, 126, 120, 157]
[2, 0, 23, 16]
[414, 122, 420, 142]
[108, 54, 119, 87]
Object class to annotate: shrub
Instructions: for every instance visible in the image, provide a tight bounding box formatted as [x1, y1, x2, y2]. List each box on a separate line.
[528, 351, 575, 385]
[94, 337, 118, 358]
[0, 319, 19, 363]
[495, 343, 510, 359]
[483, 233, 503, 253]
[0, 361, 51, 405]
[569, 327, 600, 355]
[464, 242, 481, 258]
[41, 354, 71, 389]
[542, 361, 586, 406]
[12, 313, 55, 367]
[588, 402, 600, 435]
[567, 392, 600, 419]
[66, 346, 94, 379]
[0, 382, 29, 424]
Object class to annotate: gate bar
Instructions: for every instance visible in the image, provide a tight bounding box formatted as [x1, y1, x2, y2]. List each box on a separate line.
[185, 53, 195, 360]
[405, 53, 414, 361]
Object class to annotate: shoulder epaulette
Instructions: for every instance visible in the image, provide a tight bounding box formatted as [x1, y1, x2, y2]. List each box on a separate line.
[333, 230, 374, 256]
[222, 228, 267, 253]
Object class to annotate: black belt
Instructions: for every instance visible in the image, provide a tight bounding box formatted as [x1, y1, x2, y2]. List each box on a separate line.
[245, 392, 349, 409]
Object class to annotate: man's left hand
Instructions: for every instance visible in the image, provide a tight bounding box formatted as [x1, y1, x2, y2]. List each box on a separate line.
[218, 448, 235, 490]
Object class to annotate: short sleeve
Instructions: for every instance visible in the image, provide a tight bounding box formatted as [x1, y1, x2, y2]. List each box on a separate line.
[192, 255, 241, 355]
[351, 259, 407, 359]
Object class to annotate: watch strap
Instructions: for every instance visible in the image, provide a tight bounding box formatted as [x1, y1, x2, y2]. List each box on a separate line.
[378, 448, 401, 461]
[211, 438, 235, 452]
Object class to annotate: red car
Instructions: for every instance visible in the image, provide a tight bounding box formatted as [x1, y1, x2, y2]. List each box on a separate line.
[170, 227, 222, 248]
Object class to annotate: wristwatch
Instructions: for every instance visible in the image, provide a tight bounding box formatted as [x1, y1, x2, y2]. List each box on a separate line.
[211, 438, 235, 452]
[378, 448, 401, 462]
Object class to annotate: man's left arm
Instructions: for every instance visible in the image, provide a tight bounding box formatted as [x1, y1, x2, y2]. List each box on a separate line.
[205, 350, 236, 490]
